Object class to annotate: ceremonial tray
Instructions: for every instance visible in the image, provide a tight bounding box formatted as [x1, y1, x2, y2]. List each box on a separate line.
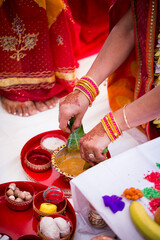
[20, 130, 71, 195]
[0, 181, 76, 240]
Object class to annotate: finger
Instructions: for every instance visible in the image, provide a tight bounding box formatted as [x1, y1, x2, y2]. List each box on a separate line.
[72, 114, 83, 132]
[94, 148, 106, 162]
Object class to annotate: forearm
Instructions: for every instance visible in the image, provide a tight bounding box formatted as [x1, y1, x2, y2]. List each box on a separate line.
[114, 85, 160, 131]
[86, 8, 134, 85]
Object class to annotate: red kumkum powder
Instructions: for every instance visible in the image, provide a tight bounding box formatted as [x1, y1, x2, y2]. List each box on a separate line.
[144, 172, 160, 191]
[148, 198, 160, 214]
[144, 171, 160, 213]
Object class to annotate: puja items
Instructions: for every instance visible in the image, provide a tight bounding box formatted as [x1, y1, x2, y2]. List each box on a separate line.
[37, 215, 73, 240]
[5, 182, 34, 211]
[40, 134, 67, 154]
[88, 204, 107, 229]
[33, 186, 67, 219]
[25, 149, 51, 172]
[0, 234, 11, 240]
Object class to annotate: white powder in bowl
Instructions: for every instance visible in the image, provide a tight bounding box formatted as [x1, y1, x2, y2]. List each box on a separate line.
[42, 137, 66, 152]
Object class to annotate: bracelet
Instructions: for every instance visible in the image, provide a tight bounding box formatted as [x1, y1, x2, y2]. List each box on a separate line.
[74, 86, 93, 105]
[81, 75, 99, 95]
[123, 105, 131, 129]
[74, 75, 99, 106]
[101, 112, 122, 142]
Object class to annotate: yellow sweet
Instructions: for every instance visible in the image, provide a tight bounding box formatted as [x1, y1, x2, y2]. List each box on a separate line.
[40, 203, 57, 214]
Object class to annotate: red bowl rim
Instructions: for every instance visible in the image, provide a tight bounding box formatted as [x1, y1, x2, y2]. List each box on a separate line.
[33, 191, 67, 216]
[24, 149, 51, 172]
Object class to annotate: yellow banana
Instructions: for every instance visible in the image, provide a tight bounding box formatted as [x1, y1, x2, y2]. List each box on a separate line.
[129, 201, 160, 240]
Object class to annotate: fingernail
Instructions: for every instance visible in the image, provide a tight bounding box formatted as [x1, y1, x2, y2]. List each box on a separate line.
[19, 113, 22, 116]
[25, 113, 29, 116]
[13, 112, 16, 115]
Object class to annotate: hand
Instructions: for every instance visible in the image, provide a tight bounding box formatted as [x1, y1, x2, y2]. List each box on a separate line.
[79, 122, 110, 165]
[59, 90, 89, 133]
[91, 235, 115, 240]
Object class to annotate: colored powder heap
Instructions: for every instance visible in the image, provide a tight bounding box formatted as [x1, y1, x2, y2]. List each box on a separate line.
[144, 171, 160, 191]
[143, 171, 160, 214]
[149, 198, 160, 214]
[156, 163, 160, 169]
[142, 187, 160, 199]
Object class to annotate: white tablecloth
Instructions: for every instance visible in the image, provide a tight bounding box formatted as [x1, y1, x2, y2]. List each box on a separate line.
[71, 137, 160, 240]
[0, 54, 149, 239]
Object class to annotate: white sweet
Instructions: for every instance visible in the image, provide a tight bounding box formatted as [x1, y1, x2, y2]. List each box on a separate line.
[54, 217, 71, 237]
[40, 217, 60, 239]
[39, 216, 71, 239]
[1, 235, 10, 240]
[42, 137, 65, 151]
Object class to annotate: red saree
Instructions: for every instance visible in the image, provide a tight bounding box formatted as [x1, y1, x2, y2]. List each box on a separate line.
[107, 0, 160, 140]
[0, 0, 78, 101]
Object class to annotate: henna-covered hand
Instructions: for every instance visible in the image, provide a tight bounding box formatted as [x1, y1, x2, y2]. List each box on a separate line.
[59, 90, 90, 133]
[79, 122, 111, 164]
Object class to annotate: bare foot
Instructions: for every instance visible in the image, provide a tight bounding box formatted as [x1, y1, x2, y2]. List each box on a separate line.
[34, 97, 58, 111]
[1, 96, 58, 117]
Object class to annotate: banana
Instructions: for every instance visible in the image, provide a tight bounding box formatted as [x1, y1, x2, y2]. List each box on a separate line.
[129, 201, 160, 240]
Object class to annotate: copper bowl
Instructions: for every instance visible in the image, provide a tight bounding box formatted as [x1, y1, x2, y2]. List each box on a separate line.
[37, 214, 73, 240]
[33, 191, 67, 220]
[5, 182, 34, 211]
[25, 149, 51, 172]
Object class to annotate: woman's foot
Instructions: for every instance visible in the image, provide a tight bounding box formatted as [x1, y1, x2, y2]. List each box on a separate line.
[1, 96, 58, 117]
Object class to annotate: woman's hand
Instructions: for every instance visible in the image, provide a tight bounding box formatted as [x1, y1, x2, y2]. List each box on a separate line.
[59, 90, 90, 133]
[79, 122, 110, 165]
[91, 235, 115, 240]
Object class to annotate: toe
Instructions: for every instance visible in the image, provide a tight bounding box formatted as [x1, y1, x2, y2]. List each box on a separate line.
[45, 97, 59, 109]
[34, 102, 48, 112]
[28, 102, 37, 116]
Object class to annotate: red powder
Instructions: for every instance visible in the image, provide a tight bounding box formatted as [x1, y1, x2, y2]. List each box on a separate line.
[148, 198, 160, 214]
[144, 172, 160, 191]
[144, 171, 160, 213]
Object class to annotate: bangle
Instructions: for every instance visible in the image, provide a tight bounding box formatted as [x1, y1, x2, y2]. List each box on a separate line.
[74, 86, 93, 105]
[74, 75, 99, 106]
[101, 112, 122, 142]
[123, 105, 131, 129]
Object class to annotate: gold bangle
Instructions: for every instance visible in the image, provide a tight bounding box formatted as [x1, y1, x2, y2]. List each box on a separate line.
[123, 105, 131, 129]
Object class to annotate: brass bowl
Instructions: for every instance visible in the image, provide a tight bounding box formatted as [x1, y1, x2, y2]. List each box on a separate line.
[51, 145, 111, 181]
[51, 145, 85, 181]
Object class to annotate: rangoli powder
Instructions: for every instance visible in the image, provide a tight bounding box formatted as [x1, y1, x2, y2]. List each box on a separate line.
[143, 171, 160, 213]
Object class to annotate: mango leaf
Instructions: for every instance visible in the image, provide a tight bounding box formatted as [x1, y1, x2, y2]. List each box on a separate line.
[67, 117, 85, 151]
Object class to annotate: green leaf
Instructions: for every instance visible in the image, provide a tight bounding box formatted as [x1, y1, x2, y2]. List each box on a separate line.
[67, 117, 85, 151]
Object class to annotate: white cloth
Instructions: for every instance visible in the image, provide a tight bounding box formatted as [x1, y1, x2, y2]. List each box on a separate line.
[71, 137, 160, 240]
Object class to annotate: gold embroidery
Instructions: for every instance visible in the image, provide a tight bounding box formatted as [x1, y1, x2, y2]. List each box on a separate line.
[2, 82, 56, 91]
[56, 35, 63, 46]
[0, 16, 39, 61]
[0, 75, 56, 88]
[145, 0, 157, 93]
[131, 0, 142, 100]
[55, 70, 76, 81]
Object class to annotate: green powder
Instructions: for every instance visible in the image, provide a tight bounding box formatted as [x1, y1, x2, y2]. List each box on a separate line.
[156, 162, 160, 169]
[142, 187, 160, 199]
